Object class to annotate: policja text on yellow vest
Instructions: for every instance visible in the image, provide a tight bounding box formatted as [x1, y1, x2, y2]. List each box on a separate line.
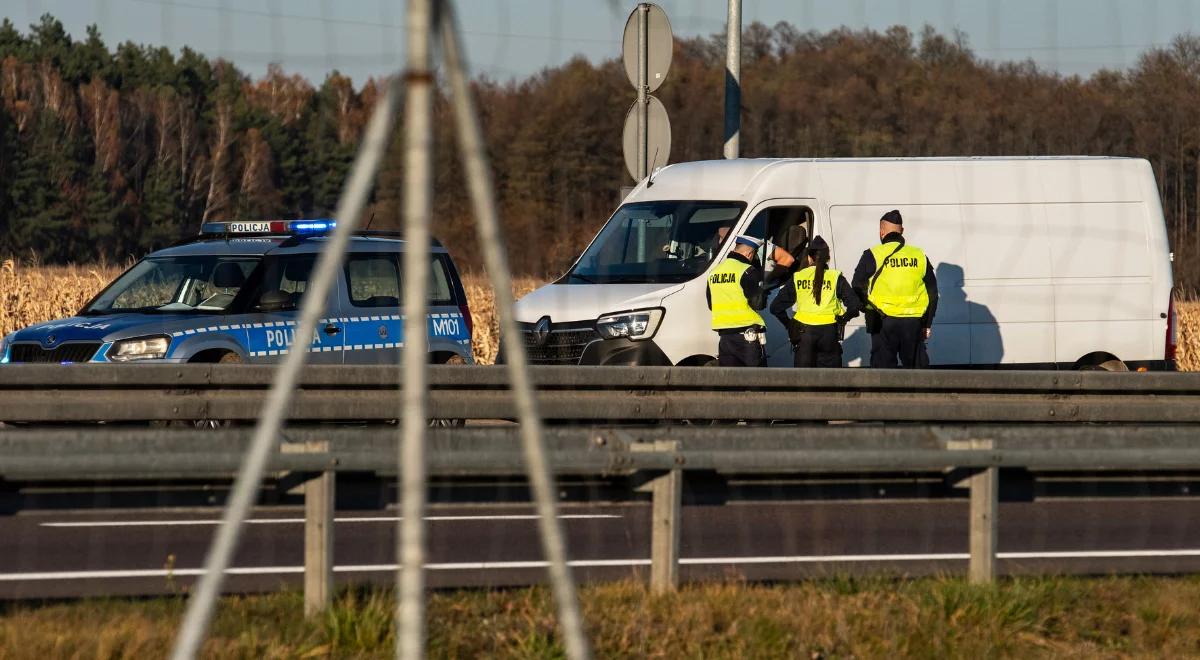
[867, 243, 929, 318]
[708, 259, 765, 329]
[792, 266, 844, 325]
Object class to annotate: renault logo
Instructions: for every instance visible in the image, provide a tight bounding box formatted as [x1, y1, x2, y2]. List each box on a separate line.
[532, 316, 551, 347]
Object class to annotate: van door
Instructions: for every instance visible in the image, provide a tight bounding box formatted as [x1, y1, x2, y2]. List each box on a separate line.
[240, 254, 345, 364]
[739, 200, 817, 367]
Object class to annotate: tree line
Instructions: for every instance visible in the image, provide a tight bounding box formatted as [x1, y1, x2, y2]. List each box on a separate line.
[4, 15, 1200, 287]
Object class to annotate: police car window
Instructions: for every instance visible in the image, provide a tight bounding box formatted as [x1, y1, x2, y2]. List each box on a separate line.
[250, 255, 315, 312]
[429, 256, 455, 306]
[83, 256, 260, 315]
[346, 254, 401, 308]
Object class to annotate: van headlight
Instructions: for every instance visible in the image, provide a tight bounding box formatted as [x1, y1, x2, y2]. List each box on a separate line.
[596, 308, 664, 341]
[107, 335, 170, 362]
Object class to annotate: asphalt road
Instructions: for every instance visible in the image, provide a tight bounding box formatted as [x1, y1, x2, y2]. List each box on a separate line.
[6, 497, 1200, 599]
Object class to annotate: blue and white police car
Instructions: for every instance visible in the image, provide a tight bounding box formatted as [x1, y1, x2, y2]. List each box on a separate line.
[0, 220, 474, 366]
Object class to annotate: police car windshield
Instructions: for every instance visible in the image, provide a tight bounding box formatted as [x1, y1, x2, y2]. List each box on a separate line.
[83, 256, 260, 315]
[569, 201, 746, 284]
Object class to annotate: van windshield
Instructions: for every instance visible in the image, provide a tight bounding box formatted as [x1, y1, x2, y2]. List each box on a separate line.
[567, 201, 746, 284]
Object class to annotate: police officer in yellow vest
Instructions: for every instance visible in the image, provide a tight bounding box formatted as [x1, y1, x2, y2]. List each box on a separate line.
[706, 234, 768, 367]
[851, 210, 939, 368]
[770, 236, 862, 367]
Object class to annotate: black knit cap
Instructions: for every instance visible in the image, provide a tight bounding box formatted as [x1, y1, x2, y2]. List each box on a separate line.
[881, 209, 903, 225]
[808, 235, 829, 252]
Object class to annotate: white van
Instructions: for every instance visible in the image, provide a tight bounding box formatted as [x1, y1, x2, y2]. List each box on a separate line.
[514, 157, 1176, 370]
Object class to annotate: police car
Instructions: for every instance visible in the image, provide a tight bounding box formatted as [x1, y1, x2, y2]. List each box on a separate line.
[0, 220, 474, 366]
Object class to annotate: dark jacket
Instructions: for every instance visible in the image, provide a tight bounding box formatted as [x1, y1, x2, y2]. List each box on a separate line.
[850, 233, 939, 329]
[770, 267, 862, 340]
[705, 252, 767, 329]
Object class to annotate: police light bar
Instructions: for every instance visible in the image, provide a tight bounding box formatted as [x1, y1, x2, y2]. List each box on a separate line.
[200, 219, 336, 236]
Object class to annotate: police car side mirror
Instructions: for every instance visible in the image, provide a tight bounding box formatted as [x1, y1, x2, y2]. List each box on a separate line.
[257, 290, 290, 312]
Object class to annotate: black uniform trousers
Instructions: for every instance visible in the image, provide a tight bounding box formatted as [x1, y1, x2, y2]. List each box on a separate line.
[718, 329, 765, 367]
[793, 323, 842, 368]
[869, 316, 928, 368]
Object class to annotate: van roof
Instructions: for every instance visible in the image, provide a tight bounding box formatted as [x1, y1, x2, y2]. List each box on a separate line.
[628, 156, 1152, 204]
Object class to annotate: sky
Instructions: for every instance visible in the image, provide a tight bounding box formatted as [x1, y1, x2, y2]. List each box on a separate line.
[5, 0, 1200, 85]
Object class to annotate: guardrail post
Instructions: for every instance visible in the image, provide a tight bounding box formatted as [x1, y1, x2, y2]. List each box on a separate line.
[305, 469, 334, 615]
[968, 463, 998, 584]
[297, 442, 334, 616]
[636, 441, 682, 593]
[650, 466, 682, 592]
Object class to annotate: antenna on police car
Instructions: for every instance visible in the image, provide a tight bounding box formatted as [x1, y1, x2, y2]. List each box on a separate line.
[364, 212, 376, 232]
[646, 146, 661, 187]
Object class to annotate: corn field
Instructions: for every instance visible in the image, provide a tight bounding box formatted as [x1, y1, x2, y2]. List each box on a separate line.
[2, 259, 1197, 370]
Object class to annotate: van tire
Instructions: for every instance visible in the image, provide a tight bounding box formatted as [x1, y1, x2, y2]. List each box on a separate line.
[1079, 359, 1128, 372]
[1074, 352, 1127, 372]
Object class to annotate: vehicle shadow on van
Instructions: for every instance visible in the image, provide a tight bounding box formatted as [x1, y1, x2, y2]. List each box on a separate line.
[842, 262, 1002, 367]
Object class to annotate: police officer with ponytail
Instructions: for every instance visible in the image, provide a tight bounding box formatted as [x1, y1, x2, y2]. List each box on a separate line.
[707, 235, 768, 366]
[770, 236, 861, 367]
[851, 209, 939, 368]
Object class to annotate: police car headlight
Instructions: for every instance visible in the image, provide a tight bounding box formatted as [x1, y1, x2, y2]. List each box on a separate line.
[595, 308, 664, 341]
[108, 335, 170, 362]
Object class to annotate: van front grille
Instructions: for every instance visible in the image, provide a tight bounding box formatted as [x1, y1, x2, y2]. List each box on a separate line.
[518, 322, 599, 365]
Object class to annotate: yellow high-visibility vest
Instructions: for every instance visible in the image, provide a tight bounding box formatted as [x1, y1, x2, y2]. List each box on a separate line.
[708, 259, 764, 329]
[792, 266, 844, 326]
[868, 243, 929, 318]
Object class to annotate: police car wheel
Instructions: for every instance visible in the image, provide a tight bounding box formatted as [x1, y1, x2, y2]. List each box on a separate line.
[181, 352, 241, 428]
[429, 354, 467, 427]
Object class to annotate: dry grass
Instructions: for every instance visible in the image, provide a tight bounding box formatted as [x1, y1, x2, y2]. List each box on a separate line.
[3, 577, 1200, 658]
[4, 259, 1200, 369]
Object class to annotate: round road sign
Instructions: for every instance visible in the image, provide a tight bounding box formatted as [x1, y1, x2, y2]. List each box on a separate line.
[622, 96, 672, 181]
[622, 3, 673, 93]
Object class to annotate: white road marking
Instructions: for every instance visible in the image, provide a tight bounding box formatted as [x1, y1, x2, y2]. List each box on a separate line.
[39, 514, 621, 528]
[7, 549, 1200, 582]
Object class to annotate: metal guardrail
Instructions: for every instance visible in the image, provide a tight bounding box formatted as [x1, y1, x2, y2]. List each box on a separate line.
[7, 422, 1200, 604]
[4, 364, 1200, 608]
[1, 364, 1198, 423]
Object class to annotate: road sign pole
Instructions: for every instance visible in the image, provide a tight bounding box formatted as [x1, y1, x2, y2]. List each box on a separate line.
[622, 3, 671, 182]
[723, 0, 741, 159]
[637, 4, 649, 180]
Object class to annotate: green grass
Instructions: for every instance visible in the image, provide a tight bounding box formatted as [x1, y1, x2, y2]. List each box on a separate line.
[3, 576, 1200, 658]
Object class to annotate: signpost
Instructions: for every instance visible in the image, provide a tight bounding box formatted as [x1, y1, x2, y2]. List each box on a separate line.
[621, 3, 672, 182]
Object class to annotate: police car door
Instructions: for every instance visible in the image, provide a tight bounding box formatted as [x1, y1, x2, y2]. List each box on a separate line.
[341, 252, 403, 364]
[240, 253, 345, 364]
